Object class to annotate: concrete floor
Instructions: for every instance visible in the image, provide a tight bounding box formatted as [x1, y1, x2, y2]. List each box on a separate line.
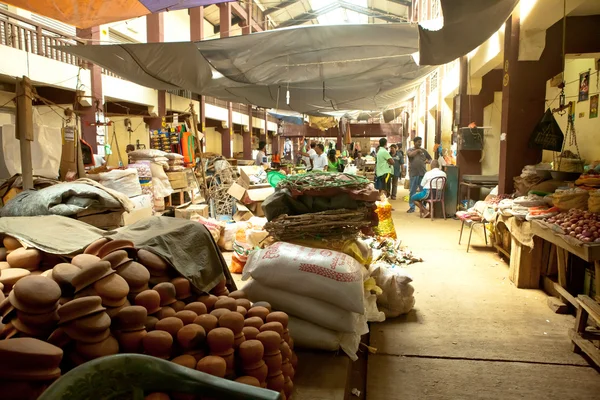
[367, 191, 600, 400]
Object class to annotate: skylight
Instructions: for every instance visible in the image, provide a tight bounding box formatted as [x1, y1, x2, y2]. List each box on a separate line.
[309, 0, 370, 25]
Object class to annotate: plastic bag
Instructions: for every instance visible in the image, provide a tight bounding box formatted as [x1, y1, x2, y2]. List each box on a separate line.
[364, 291, 386, 323]
[243, 242, 365, 313]
[369, 263, 415, 318]
[374, 199, 397, 239]
[93, 168, 142, 198]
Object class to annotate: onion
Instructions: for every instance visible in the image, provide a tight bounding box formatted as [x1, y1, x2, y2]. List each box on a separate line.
[595, 238, 600, 243]
[583, 230, 592, 238]
[570, 232, 577, 237]
[582, 237, 592, 243]
[575, 227, 583, 234]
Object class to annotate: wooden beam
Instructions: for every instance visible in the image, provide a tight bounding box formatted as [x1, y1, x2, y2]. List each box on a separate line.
[388, 0, 412, 6]
[569, 328, 600, 366]
[264, 0, 300, 16]
[278, 2, 340, 27]
[190, 6, 204, 42]
[16, 76, 33, 190]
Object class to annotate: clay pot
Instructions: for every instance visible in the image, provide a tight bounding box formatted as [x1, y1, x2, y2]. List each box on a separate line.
[102, 250, 133, 270]
[235, 376, 261, 387]
[52, 263, 81, 294]
[210, 308, 231, 319]
[154, 282, 177, 306]
[171, 277, 192, 300]
[171, 300, 186, 312]
[259, 322, 284, 339]
[46, 327, 71, 348]
[66, 311, 111, 335]
[72, 261, 114, 293]
[176, 324, 206, 350]
[247, 306, 270, 321]
[143, 330, 173, 359]
[63, 325, 111, 343]
[283, 376, 294, 399]
[113, 306, 147, 332]
[154, 306, 176, 320]
[238, 339, 265, 368]
[266, 372, 285, 393]
[75, 335, 119, 360]
[228, 290, 246, 300]
[256, 331, 281, 355]
[6, 248, 42, 271]
[184, 348, 206, 361]
[197, 294, 218, 311]
[281, 358, 294, 380]
[58, 296, 105, 325]
[211, 278, 228, 296]
[0, 268, 30, 290]
[12, 317, 53, 337]
[84, 238, 110, 256]
[174, 310, 197, 325]
[145, 316, 159, 331]
[236, 306, 248, 317]
[16, 309, 59, 328]
[3, 237, 22, 252]
[266, 312, 289, 328]
[280, 342, 292, 363]
[242, 326, 260, 341]
[135, 290, 162, 315]
[105, 300, 131, 319]
[0, 261, 10, 270]
[252, 302, 272, 312]
[184, 302, 207, 316]
[116, 261, 150, 291]
[155, 317, 184, 337]
[207, 327, 234, 355]
[0, 337, 62, 380]
[193, 314, 218, 333]
[0, 247, 5, 262]
[93, 273, 129, 307]
[149, 275, 172, 286]
[214, 297, 237, 312]
[171, 354, 196, 369]
[71, 254, 101, 269]
[128, 284, 150, 303]
[244, 317, 264, 330]
[219, 312, 245, 347]
[195, 355, 226, 378]
[10, 275, 61, 313]
[117, 329, 147, 353]
[145, 393, 171, 400]
[235, 298, 252, 311]
[290, 352, 298, 369]
[96, 239, 136, 259]
[137, 249, 169, 275]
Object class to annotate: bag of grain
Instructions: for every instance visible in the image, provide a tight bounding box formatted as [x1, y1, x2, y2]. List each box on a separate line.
[369, 263, 415, 318]
[589, 190, 600, 213]
[243, 242, 365, 313]
[552, 188, 589, 211]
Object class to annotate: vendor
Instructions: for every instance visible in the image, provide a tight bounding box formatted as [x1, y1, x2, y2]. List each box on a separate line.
[312, 143, 328, 171]
[375, 138, 394, 196]
[327, 149, 342, 172]
[411, 159, 446, 213]
[255, 141, 267, 166]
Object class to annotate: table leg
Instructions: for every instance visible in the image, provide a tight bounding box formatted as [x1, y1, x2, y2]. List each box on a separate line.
[556, 247, 569, 289]
[595, 261, 600, 303]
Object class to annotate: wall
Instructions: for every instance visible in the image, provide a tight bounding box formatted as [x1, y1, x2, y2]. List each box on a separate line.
[164, 10, 191, 42]
[204, 127, 221, 153]
[482, 92, 503, 175]
[104, 116, 148, 167]
[543, 56, 600, 163]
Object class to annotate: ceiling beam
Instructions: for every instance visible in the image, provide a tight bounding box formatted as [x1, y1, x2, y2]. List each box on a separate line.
[277, 2, 340, 28]
[264, 0, 301, 16]
[338, 1, 407, 22]
[215, 1, 263, 34]
[388, 0, 412, 6]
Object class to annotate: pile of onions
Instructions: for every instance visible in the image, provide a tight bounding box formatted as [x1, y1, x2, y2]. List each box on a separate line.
[547, 209, 600, 243]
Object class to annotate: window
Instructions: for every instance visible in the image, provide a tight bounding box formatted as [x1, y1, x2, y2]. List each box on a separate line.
[108, 29, 138, 44]
[31, 14, 76, 36]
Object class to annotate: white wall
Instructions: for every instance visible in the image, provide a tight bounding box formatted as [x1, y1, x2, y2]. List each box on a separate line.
[205, 127, 221, 153]
[543, 57, 600, 164]
[105, 116, 148, 168]
[164, 10, 191, 42]
[481, 92, 503, 175]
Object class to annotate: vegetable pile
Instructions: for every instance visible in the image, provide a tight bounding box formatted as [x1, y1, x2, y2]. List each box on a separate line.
[547, 209, 600, 243]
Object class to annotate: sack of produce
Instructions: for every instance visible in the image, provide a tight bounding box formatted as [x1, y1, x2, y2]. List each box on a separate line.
[374, 199, 397, 239]
[243, 242, 365, 313]
[242, 280, 358, 332]
[287, 316, 367, 361]
[288, 237, 373, 265]
[589, 190, 600, 213]
[92, 168, 143, 198]
[369, 263, 415, 318]
[552, 188, 589, 211]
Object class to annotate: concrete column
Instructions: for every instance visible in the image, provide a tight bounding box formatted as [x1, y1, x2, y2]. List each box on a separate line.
[146, 13, 165, 131]
[262, 110, 268, 142]
[219, 3, 232, 157]
[244, 105, 253, 159]
[190, 6, 206, 150]
[76, 26, 102, 150]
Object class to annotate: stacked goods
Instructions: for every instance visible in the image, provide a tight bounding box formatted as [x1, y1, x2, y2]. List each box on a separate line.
[166, 153, 186, 172]
[87, 169, 143, 198]
[241, 242, 367, 361]
[544, 209, 600, 244]
[0, 235, 298, 400]
[129, 161, 153, 197]
[589, 190, 600, 213]
[552, 188, 589, 211]
[128, 149, 174, 211]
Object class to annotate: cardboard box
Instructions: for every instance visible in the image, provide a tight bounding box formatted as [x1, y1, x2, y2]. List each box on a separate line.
[238, 166, 265, 188]
[228, 182, 248, 202]
[246, 187, 274, 203]
[167, 171, 188, 190]
[175, 204, 209, 219]
[233, 203, 253, 222]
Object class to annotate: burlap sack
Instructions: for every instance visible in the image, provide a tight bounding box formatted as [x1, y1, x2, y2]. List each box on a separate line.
[589, 191, 600, 213]
[553, 191, 589, 211]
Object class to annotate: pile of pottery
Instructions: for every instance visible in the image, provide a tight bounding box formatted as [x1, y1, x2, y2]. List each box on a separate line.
[0, 235, 298, 400]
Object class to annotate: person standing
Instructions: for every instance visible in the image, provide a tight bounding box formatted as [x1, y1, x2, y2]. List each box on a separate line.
[375, 138, 394, 196]
[327, 149, 342, 172]
[312, 143, 328, 171]
[255, 141, 267, 166]
[389, 144, 404, 200]
[300, 142, 317, 170]
[406, 136, 432, 213]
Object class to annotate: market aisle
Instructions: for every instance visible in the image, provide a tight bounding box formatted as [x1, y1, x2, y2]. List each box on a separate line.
[367, 193, 600, 400]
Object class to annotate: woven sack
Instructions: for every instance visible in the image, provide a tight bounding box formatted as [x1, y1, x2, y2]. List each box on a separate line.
[557, 158, 585, 173]
[553, 191, 589, 211]
[589, 191, 600, 213]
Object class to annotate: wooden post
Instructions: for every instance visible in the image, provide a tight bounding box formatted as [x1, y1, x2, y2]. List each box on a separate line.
[190, 103, 208, 199]
[16, 76, 34, 190]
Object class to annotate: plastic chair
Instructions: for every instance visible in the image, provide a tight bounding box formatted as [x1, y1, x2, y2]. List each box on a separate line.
[419, 176, 447, 220]
[458, 213, 489, 253]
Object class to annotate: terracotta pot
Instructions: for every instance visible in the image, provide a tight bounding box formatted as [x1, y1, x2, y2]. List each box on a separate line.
[12, 317, 53, 337]
[193, 314, 218, 333]
[266, 371, 285, 392]
[227, 290, 246, 300]
[171, 354, 196, 369]
[96, 239, 136, 259]
[117, 329, 147, 353]
[155, 317, 184, 337]
[282, 359, 295, 380]
[0, 261, 10, 270]
[153, 282, 177, 306]
[246, 306, 270, 321]
[235, 376, 261, 387]
[219, 312, 244, 333]
[51, 263, 81, 294]
[16, 309, 59, 328]
[47, 327, 72, 348]
[58, 296, 105, 325]
[197, 294, 219, 311]
[148, 274, 172, 285]
[259, 322, 284, 339]
[93, 274, 129, 307]
[134, 290, 162, 315]
[243, 317, 264, 330]
[102, 250, 133, 270]
[251, 301, 272, 312]
[280, 342, 292, 362]
[143, 330, 173, 359]
[210, 308, 231, 319]
[83, 238, 110, 256]
[63, 325, 111, 343]
[70, 254, 101, 269]
[105, 300, 131, 319]
[236, 306, 248, 317]
[207, 327, 234, 355]
[214, 297, 237, 312]
[10, 275, 61, 312]
[113, 306, 147, 332]
[116, 261, 150, 290]
[290, 352, 298, 369]
[0, 268, 30, 290]
[174, 310, 197, 325]
[0, 337, 62, 380]
[154, 306, 176, 320]
[238, 339, 264, 368]
[3, 236, 22, 251]
[176, 324, 206, 350]
[66, 310, 111, 334]
[283, 376, 294, 399]
[183, 348, 206, 362]
[243, 360, 268, 387]
[183, 302, 207, 316]
[170, 300, 186, 312]
[72, 261, 115, 293]
[171, 277, 192, 300]
[137, 249, 169, 274]
[6, 248, 42, 271]
[75, 335, 119, 360]
[195, 355, 226, 378]
[242, 326, 260, 341]
[145, 315, 159, 331]
[0, 247, 5, 262]
[256, 331, 281, 356]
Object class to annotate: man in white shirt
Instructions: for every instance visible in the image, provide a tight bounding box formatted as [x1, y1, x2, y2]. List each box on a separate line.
[255, 141, 267, 166]
[311, 143, 328, 171]
[410, 160, 446, 215]
[300, 141, 317, 170]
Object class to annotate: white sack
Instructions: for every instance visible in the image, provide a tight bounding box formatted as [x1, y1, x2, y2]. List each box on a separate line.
[96, 168, 142, 198]
[242, 280, 357, 332]
[369, 263, 416, 318]
[364, 292, 386, 323]
[2, 109, 62, 179]
[149, 162, 173, 198]
[243, 242, 364, 314]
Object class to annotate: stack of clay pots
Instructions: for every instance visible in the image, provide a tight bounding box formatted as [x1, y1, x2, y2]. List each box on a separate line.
[0, 337, 63, 400]
[0, 236, 299, 399]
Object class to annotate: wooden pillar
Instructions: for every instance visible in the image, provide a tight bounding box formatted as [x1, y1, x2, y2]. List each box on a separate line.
[262, 109, 268, 142]
[244, 105, 253, 159]
[76, 26, 102, 150]
[220, 3, 232, 157]
[424, 76, 430, 150]
[146, 13, 166, 131]
[272, 132, 280, 156]
[436, 67, 444, 144]
[221, 103, 232, 158]
[190, 6, 206, 150]
[16, 76, 33, 190]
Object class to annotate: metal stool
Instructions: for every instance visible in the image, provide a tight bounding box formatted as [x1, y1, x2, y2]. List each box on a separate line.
[458, 215, 489, 253]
